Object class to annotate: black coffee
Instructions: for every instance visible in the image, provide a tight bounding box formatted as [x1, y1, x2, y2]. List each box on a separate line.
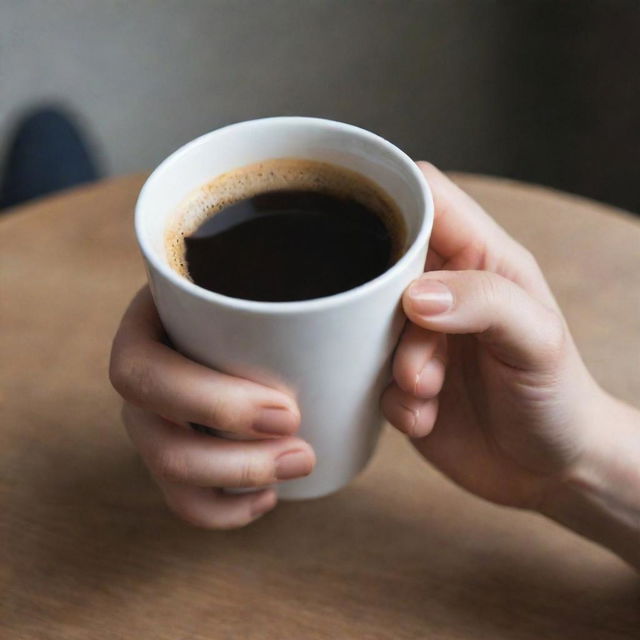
[185, 190, 393, 302]
[167, 159, 405, 302]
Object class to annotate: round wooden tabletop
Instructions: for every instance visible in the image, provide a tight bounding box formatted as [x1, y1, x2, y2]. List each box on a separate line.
[1, 174, 639, 639]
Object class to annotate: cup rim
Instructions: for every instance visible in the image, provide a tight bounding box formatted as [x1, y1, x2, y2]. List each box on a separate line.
[135, 116, 433, 315]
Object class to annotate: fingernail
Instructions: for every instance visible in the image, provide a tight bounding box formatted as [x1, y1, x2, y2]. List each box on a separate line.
[408, 280, 453, 316]
[253, 407, 298, 436]
[275, 449, 313, 480]
[250, 490, 277, 517]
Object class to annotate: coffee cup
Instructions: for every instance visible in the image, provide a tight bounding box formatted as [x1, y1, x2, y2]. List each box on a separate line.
[135, 117, 433, 499]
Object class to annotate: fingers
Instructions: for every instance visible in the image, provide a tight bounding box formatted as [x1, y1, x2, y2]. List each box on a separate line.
[393, 323, 447, 399]
[403, 270, 567, 371]
[123, 404, 316, 489]
[417, 162, 514, 266]
[417, 162, 557, 306]
[381, 384, 439, 439]
[113, 288, 313, 530]
[158, 481, 277, 530]
[387, 317, 446, 439]
[110, 287, 300, 438]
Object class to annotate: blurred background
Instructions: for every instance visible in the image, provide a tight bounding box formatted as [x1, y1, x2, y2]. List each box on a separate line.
[1, 0, 639, 212]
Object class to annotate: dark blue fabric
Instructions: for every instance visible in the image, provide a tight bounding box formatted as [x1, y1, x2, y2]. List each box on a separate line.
[0, 107, 99, 209]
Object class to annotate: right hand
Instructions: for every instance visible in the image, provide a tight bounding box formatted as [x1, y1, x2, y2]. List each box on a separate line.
[109, 288, 315, 529]
[382, 163, 640, 568]
[382, 163, 607, 509]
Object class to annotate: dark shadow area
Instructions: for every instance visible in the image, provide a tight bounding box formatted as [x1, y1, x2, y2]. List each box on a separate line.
[493, 2, 640, 212]
[0, 104, 100, 210]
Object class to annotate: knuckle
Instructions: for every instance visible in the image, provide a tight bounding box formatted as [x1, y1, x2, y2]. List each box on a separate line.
[416, 357, 446, 398]
[236, 455, 273, 487]
[199, 395, 227, 430]
[398, 401, 420, 437]
[148, 448, 189, 483]
[475, 271, 505, 307]
[381, 385, 419, 435]
[460, 241, 490, 270]
[538, 309, 567, 359]
[109, 347, 153, 405]
[392, 356, 415, 395]
[202, 385, 253, 432]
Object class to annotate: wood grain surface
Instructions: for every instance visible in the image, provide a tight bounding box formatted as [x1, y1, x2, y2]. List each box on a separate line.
[1, 174, 639, 639]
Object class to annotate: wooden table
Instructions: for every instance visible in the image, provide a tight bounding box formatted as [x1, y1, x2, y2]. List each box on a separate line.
[2, 174, 639, 639]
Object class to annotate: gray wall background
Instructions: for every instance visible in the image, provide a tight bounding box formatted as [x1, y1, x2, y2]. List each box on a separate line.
[2, 1, 639, 211]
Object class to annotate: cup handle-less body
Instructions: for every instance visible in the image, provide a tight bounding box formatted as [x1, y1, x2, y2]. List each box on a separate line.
[136, 117, 432, 500]
[147, 241, 427, 499]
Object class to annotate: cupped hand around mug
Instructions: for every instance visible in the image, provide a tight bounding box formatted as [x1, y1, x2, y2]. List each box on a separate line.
[109, 290, 315, 529]
[382, 162, 610, 510]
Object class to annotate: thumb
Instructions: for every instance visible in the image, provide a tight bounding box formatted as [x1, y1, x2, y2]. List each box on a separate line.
[403, 271, 566, 371]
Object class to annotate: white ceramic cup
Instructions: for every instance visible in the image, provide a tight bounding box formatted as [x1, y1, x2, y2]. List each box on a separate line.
[135, 117, 433, 500]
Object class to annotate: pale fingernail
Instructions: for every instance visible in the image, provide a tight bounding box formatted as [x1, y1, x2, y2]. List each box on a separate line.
[250, 489, 277, 517]
[253, 407, 298, 436]
[275, 449, 313, 480]
[408, 280, 453, 316]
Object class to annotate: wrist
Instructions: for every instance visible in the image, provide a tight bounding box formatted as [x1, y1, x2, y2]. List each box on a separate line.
[539, 390, 640, 568]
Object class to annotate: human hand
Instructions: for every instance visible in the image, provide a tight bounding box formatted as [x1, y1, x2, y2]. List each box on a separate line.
[382, 162, 607, 510]
[109, 288, 314, 529]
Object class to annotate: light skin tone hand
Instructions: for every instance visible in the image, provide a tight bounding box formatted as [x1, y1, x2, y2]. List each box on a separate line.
[110, 162, 640, 568]
[109, 291, 315, 529]
[383, 162, 599, 509]
[383, 162, 640, 568]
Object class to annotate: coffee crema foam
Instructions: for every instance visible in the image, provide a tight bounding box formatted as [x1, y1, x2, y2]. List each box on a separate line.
[165, 157, 406, 280]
